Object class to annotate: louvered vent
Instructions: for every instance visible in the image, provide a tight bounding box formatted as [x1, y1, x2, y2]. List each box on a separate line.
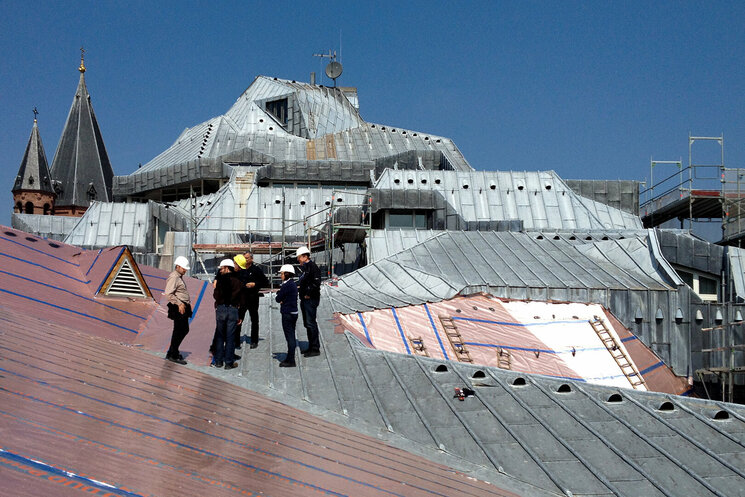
[105, 259, 147, 297]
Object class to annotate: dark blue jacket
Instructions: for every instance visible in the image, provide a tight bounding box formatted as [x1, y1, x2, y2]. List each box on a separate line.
[275, 278, 298, 314]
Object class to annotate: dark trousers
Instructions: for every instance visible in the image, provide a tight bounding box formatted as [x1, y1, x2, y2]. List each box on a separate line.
[282, 312, 298, 362]
[300, 296, 320, 352]
[214, 305, 238, 364]
[168, 314, 190, 358]
[246, 296, 260, 344]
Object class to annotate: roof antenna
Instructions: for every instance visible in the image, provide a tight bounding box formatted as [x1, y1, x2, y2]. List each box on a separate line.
[313, 49, 342, 87]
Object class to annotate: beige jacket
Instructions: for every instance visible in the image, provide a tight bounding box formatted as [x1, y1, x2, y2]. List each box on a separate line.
[164, 270, 191, 306]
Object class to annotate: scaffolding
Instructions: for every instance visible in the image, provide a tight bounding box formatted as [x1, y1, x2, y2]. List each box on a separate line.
[191, 188, 372, 287]
[640, 134, 745, 245]
[697, 313, 745, 403]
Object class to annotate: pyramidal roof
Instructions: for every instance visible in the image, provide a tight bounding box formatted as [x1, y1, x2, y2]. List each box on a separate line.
[50, 58, 114, 208]
[13, 117, 54, 194]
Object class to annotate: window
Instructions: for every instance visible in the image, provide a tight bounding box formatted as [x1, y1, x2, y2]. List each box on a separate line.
[676, 268, 719, 302]
[266, 98, 288, 125]
[385, 210, 430, 229]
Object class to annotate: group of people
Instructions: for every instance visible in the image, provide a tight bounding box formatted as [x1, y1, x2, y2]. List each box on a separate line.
[163, 247, 322, 369]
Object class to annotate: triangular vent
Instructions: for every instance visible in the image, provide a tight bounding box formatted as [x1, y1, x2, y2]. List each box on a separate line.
[99, 248, 152, 299]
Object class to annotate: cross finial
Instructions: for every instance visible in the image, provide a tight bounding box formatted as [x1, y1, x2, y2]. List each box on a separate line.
[33, 107, 38, 123]
[79, 46, 86, 73]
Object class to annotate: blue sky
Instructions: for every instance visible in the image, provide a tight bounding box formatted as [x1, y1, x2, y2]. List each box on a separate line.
[2, 2, 745, 227]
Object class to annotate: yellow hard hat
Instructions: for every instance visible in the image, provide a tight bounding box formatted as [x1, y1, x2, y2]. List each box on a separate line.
[233, 254, 247, 269]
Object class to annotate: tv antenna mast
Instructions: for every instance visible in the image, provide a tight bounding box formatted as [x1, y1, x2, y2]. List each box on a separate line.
[313, 49, 343, 87]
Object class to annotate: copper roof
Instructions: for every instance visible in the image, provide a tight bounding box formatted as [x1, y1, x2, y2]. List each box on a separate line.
[0, 304, 516, 497]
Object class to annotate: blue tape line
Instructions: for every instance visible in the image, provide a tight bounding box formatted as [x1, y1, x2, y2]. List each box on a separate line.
[189, 280, 208, 324]
[0, 251, 89, 284]
[0, 287, 139, 334]
[0, 234, 79, 267]
[639, 361, 664, 376]
[621, 336, 639, 342]
[0, 448, 145, 497]
[357, 312, 373, 345]
[96, 247, 126, 295]
[451, 316, 586, 327]
[141, 272, 167, 280]
[464, 341, 652, 356]
[391, 308, 411, 354]
[0, 269, 146, 320]
[423, 304, 449, 359]
[465, 342, 558, 354]
[0, 409, 264, 497]
[85, 249, 103, 276]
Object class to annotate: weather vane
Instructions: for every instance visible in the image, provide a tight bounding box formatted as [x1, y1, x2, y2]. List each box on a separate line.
[79, 46, 86, 73]
[33, 107, 38, 122]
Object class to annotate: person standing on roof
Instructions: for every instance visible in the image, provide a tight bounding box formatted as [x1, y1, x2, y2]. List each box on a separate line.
[296, 246, 321, 357]
[212, 259, 243, 370]
[275, 264, 298, 367]
[232, 254, 249, 350]
[164, 256, 192, 365]
[240, 252, 268, 349]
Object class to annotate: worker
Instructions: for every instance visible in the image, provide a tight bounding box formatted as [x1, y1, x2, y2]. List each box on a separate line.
[241, 252, 268, 349]
[296, 246, 321, 357]
[164, 256, 192, 365]
[275, 264, 298, 367]
[212, 259, 243, 369]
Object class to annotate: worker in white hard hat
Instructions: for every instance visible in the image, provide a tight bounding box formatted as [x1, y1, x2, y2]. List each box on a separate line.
[295, 246, 322, 357]
[275, 264, 298, 367]
[164, 256, 192, 365]
[212, 259, 243, 370]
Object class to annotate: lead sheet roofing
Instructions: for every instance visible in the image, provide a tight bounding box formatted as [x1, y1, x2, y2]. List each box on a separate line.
[326, 230, 675, 313]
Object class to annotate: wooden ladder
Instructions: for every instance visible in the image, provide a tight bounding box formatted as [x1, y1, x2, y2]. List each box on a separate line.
[589, 317, 646, 389]
[408, 336, 429, 357]
[496, 347, 512, 370]
[439, 316, 474, 363]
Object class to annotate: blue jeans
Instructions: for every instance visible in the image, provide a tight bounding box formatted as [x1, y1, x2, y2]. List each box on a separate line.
[300, 297, 320, 351]
[282, 312, 298, 362]
[215, 305, 238, 364]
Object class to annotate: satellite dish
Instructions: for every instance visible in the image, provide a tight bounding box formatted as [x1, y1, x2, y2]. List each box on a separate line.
[325, 61, 343, 80]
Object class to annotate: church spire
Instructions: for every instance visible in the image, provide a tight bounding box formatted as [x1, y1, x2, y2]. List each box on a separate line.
[49, 51, 114, 217]
[12, 111, 56, 215]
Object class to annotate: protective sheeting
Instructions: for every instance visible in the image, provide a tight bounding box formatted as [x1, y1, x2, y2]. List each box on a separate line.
[135, 76, 471, 179]
[11, 212, 81, 241]
[372, 169, 643, 230]
[729, 245, 745, 302]
[63, 201, 152, 251]
[337, 293, 688, 394]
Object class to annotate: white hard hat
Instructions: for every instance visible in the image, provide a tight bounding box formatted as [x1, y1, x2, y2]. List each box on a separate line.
[296, 246, 311, 257]
[279, 264, 295, 275]
[219, 259, 235, 268]
[174, 256, 190, 271]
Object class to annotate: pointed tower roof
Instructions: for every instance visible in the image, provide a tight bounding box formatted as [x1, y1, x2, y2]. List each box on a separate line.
[13, 113, 55, 195]
[50, 51, 114, 208]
